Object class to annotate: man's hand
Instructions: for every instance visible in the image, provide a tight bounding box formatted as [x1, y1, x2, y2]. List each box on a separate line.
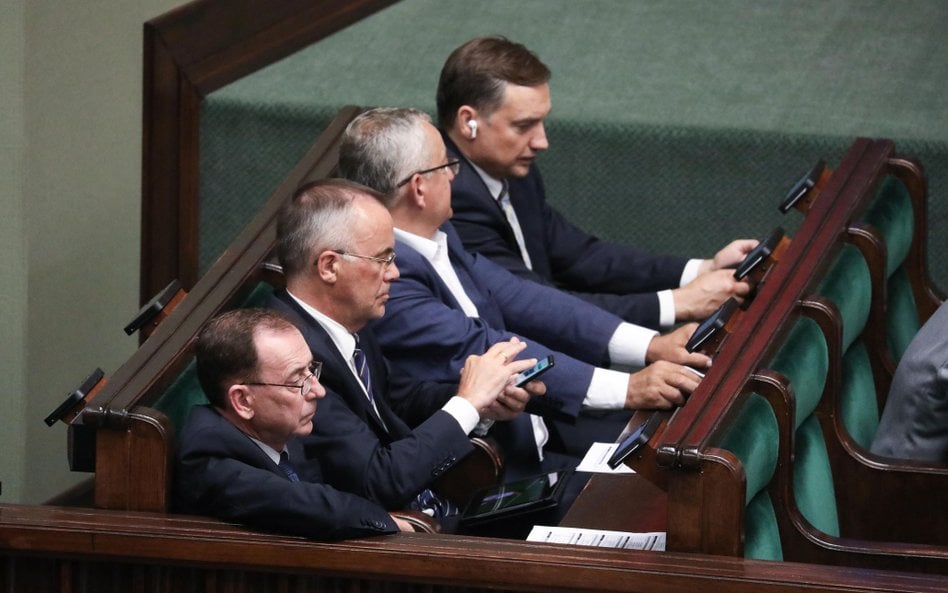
[457, 338, 535, 410]
[645, 323, 712, 368]
[481, 379, 543, 421]
[697, 239, 759, 274]
[672, 269, 751, 321]
[391, 515, 416, 532]
[625, 361, 702, 409]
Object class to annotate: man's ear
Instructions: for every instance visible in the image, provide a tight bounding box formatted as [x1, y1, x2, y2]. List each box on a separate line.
[314, 250, 339, 283]
[457, 106, 478, 140]
[227, 384, 255, 421]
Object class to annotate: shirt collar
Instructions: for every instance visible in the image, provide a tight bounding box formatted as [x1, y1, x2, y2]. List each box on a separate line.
[468, 159, 506, 200]
[395, 227, 448, 260]
[285, 289, 357, 360]
[248, 435, 284, 466]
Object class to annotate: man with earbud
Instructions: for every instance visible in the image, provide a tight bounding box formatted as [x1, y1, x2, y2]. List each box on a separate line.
[438, 36, 756, 333]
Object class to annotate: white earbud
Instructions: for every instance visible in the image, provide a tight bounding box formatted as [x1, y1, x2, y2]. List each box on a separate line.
[468, 119, 478, 139]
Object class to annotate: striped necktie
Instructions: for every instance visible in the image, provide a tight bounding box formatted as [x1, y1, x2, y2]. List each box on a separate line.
[352, 335, 373, 401]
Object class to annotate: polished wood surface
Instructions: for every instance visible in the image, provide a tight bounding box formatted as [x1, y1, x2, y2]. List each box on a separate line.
[3, 504, 944, 593]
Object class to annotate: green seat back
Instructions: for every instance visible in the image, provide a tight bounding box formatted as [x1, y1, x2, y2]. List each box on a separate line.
[792, 416, 841, 538]
[839, 340, 881, 449]
[862, 176, 914, 278]
[744, 491, 784, 561]
[887, 267, 922, 362]
[861, 175, 921, 363]
[769, 317, 829, 428]
[815, 243, 872, 351]
[718, 392, 782, 560]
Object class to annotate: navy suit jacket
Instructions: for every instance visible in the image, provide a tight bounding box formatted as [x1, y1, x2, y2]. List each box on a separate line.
[266, 290, 475, 507]
[368, 222, 624, 423]
[445, 133, 688, 330]
[174, 404, 396, 540]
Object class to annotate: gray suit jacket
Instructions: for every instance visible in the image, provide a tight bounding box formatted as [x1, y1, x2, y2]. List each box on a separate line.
[871, 300, 948, 463]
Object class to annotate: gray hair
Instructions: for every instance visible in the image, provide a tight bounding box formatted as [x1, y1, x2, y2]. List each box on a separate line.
[275, 178, 384, 280]
[337, 107, 434, 207]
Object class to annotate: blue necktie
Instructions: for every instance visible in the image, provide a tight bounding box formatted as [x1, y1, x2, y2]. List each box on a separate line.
[411, 488, 458, 519]
[352, 336, 373, 401]
[278, 451, 300, 482]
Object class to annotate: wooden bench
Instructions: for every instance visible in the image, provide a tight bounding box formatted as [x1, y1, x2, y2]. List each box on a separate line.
[569, 138, 947, 573]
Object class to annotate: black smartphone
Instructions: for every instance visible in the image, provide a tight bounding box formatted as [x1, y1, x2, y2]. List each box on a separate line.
[514, 355, 554, 388]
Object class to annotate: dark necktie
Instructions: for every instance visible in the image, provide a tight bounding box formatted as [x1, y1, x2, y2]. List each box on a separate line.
[352, 336, 373, 401]
[278, 451, 300, 482]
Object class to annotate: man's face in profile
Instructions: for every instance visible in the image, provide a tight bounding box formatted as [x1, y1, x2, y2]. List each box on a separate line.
[467, 83, 552, 179]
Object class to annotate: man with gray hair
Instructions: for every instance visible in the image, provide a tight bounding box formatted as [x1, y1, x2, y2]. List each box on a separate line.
[265, 178, 539, 513]
[337, 107, 708, 467]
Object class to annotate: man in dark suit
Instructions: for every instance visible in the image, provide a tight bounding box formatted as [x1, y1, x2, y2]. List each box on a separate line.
[266, 178, 541, 506]
[336, 108, 708, 463]
[871, 300, 948, 463]
[174, 308, 412, 539]
[437, 36, 755, 331]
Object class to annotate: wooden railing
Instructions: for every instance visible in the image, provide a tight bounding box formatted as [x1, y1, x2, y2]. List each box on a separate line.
[141, 0, 398, 302]
[3, 504, 945, 593]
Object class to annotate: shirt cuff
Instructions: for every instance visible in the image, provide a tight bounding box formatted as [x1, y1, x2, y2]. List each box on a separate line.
[680, 258, 704, 286]
[442, 396, 481, 434]
[608, 323, 658, 367]
[657, 289, 676, 329]
[584, 368, 629, 409]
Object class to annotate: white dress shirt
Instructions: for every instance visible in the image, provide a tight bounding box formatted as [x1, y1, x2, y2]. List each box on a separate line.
[285, 290, 480, 434]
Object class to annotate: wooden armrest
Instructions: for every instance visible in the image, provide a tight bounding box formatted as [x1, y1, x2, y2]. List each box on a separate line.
[432, 436, 504, 506]
[390, 509, 441, 534]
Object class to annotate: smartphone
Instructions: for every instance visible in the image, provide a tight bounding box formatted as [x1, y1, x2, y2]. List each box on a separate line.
[514, 355, 554, 388]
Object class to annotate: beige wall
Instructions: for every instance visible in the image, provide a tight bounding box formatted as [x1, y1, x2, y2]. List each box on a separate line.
[1, 0, 183, 504]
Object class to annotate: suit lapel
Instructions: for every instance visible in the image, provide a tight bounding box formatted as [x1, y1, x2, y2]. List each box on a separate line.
[269, 290, 393, 439]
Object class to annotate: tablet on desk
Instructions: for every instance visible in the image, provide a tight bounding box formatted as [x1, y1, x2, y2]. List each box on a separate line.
[460, 472, 567, 527]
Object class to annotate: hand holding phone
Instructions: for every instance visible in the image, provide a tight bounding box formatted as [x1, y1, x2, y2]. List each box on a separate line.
[514, 355, 554, 388]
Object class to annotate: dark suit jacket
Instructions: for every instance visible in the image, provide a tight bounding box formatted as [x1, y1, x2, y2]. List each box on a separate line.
[871, 300, 948, 463]
[266, 290, 476, 507]
[368, 222, 624, 422]
[174, 404, 396, 540]
[446, 132, 689, 330]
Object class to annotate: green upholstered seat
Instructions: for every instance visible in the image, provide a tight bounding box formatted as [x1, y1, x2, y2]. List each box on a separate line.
[815, 243, 872, 352]
[717, 392, 782, 560]
[792, 416, 841, 538]
[838, 340, 881, 449]
[886, 267, 922, 362]
[769, 317, 829, 428]
[862, 176, 914, 279]
[860, 176, 921, 362]
[744, 491, 784, 562]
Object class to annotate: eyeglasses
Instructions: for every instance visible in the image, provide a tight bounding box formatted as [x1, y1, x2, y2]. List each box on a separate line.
[242, 361, 323, 397]
[395, 159, 461, 187]
[332, 250, 397, 268]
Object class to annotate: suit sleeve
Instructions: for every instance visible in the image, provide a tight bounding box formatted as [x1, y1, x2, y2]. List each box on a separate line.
[384, 362, 460, 428]
[175, 412, 397, 541]
[369, 239, 620, 419]
[529, 172, 689, 294]
[450, 169, 675, 328]
[305, 393, 474, 508]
